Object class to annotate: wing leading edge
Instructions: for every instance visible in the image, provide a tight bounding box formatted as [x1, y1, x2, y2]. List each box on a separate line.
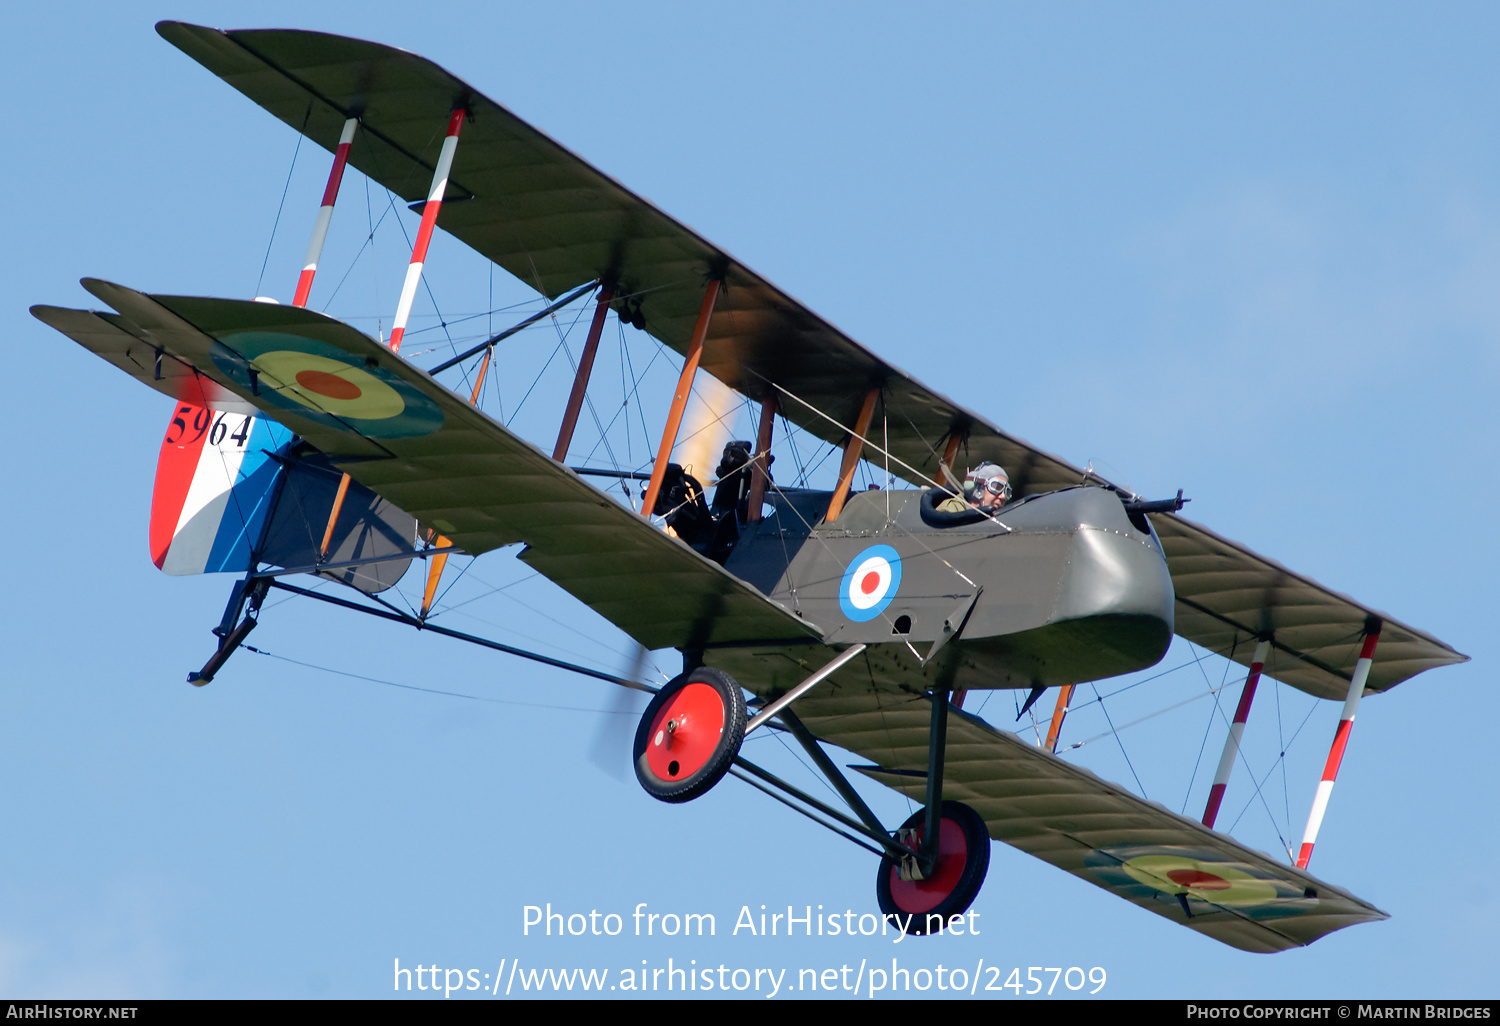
[32, 281, 822, 653]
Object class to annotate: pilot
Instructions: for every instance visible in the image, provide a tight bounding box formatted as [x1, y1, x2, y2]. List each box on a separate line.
[937, 463, 1012, 513]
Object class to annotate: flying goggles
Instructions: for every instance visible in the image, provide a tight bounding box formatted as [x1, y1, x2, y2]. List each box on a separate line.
[963, 474, 1012, 504]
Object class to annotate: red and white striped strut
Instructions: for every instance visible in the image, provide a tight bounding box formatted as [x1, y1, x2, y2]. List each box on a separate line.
[150, 113, 363, 572]
[1295, 623, 1382, 869]
[388, 108, 465, 354]
[292, 116, 359, 309]
[1201, 637, 1270, 830]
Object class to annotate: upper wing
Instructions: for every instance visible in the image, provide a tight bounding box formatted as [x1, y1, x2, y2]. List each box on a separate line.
[31, 281, 822, 653]
[795, 690, 1385, 953]
[1154, 514, 1465, 700]
[156, 21, 1465, 699]
[155, 21, 1085, 498]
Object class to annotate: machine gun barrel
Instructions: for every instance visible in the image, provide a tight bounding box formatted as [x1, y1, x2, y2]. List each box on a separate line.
[1123, 489, 1188, 515]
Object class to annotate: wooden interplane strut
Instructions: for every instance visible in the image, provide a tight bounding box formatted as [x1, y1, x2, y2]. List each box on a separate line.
[552, 287, 613, 462]
[641, 280, 721, 519]
[823, 388, 880, 523]
[745, 394, 777, 524]
[1044, 684, 1075, 753]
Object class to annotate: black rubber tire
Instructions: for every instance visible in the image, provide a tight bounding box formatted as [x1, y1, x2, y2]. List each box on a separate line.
[633, 667, 746, 803]
[875, 800, 991, 935]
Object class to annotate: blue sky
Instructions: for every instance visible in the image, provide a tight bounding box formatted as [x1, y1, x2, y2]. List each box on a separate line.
[4, 1, 1497, 999]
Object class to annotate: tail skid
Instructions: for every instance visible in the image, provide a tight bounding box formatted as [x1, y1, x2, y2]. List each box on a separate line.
[188, 575, 270, 685]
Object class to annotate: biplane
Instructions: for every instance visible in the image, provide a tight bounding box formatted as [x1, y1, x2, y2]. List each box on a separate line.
[31, 22, 1468, 954]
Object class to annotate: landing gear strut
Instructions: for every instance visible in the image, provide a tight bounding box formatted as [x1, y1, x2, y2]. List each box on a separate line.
[876, 686, 990, 931]
[631, 655, 993, 936]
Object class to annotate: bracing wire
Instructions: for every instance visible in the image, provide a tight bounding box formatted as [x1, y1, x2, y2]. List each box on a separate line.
[255, 114, 306, 298]
[1092, 682, 1148, 798]
[1181, 640, 1238, 813]
[243, 645, 642, 714]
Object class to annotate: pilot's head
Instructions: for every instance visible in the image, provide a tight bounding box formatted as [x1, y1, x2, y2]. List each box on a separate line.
[963, 463, 1012, 510]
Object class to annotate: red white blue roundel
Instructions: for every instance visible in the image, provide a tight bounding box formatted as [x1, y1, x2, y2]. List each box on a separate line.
[839, 544, 903, 622]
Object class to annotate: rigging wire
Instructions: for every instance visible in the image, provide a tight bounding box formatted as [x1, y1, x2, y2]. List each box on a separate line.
[1054, 680, 1233, 755]
[572, 339, 624, 470]
[1039, 637, 1244, 743]
[366, 176, 382, 341]
[510, 335, 573, 420]
[427, 568, 631, 663]
[1275, 648, 1291, 828]
[426, 549, 478, 614]
[1045, 650, 1231, 719]
[254, 113, 305, 299]
[243, 645, 640, 714]
[747, 725, 848, 808]
[480, 294, 603, 427]
[321, 177, 399, 314]
[1180, 640, 1238, 813]
[798, 441, 841, 485]
[756, 375, 964, 499]
[1225, 692, 1324, 852]
[622, 320, 661, 466]
[1226, 635, 1364, 845]
[420, 562, 672, 684]
[1026, 701, 1044, 747]
[580, 341, 752, 480]
[429, 599, 638, 674]
[781, 413, 810, 486]
[1092, 682, 1147, 798]
[617, 327, 635, 468]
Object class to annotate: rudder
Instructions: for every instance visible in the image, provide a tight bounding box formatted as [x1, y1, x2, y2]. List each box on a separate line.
[150, 402, 292, 575]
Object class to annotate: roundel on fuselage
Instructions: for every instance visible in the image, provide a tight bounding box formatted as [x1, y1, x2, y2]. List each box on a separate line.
[839, 544, 903, 622]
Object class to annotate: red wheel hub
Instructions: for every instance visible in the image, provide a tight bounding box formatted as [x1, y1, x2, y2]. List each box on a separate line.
[885, 817, 969, 914]
[643, 682, 726, 781]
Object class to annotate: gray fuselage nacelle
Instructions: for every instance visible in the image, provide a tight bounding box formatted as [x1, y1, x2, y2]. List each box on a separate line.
[723, 486, 1175, 692]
